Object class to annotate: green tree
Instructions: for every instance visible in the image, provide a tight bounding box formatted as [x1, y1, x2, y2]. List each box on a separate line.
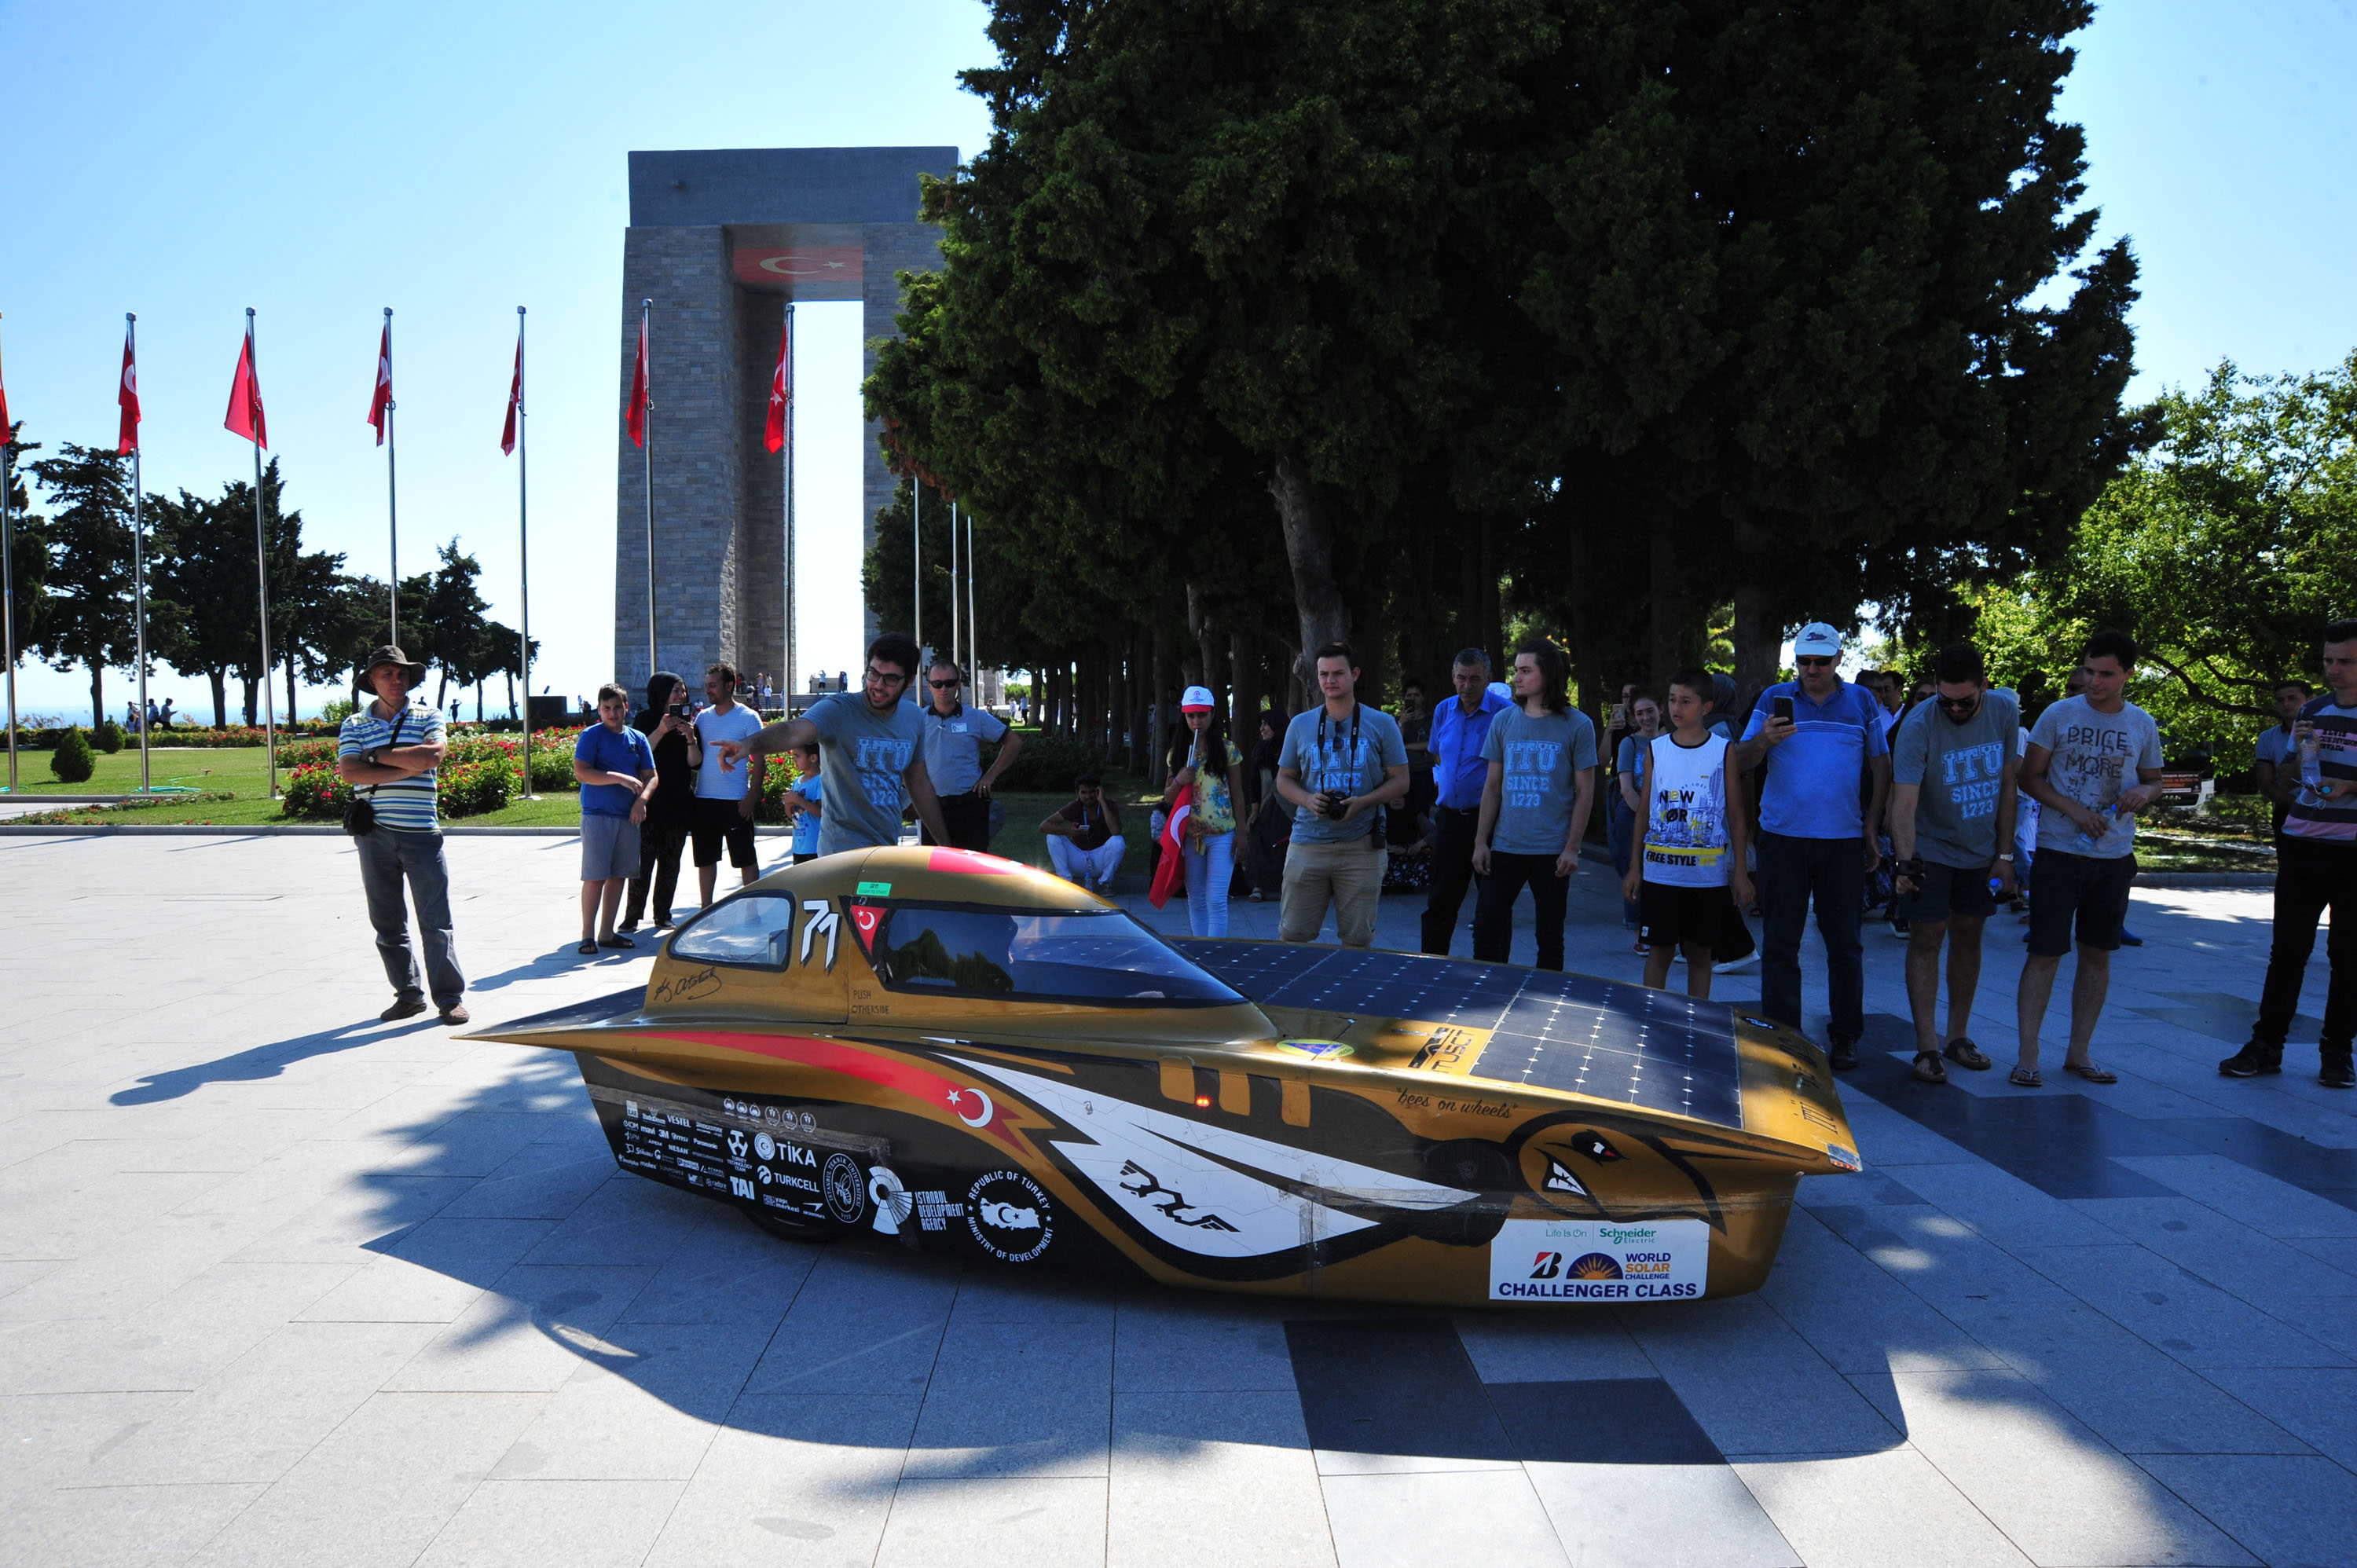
[147, 460, 307, 727]
[417, 540, 494, 713]
[26, 444, 137, 724]
[2, 425, 51, 673]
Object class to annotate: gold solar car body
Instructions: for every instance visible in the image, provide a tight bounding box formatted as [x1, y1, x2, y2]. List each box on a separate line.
[471, 847, 1860, 1306]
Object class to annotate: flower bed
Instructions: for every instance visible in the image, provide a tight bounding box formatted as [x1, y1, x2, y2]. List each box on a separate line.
[280, 756, 515, 822]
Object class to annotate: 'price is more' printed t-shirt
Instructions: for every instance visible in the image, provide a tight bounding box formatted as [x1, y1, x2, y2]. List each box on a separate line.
[805, 692, 925, 856]
[1478, 706, 1598, 855]
[2029, 695, 2164, 859]
[1278, 703, 1408, 844]
[2283, 697, 2357, 844]
[1891, 690, 2019, 868]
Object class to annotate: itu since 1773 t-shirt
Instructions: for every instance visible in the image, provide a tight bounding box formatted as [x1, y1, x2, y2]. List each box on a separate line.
[805, 692, 926, 856]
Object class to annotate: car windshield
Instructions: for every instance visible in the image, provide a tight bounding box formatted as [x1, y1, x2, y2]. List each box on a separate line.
[668, 893, 797, 967]
[871, 906, 1243, 1006]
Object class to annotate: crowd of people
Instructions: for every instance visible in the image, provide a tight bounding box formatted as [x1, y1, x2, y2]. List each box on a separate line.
[329, 615, 2355, 1094]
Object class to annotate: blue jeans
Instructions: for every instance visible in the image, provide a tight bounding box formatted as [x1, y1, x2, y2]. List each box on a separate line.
[1185, 830, 1236, 937]
[1757, 830, 1863, 1046]
[1607, 797, 1639, 925]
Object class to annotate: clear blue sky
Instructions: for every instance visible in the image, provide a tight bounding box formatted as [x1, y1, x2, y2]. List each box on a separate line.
[2, 0, 2351, 723]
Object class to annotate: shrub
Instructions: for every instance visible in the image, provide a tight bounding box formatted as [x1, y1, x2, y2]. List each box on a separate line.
[320, 696, 357, 724]
[92, 719, 125, 753]
[49, 727, 95, 783]
[280, 762, 350, 819]
[988, 729, 1105, 793]
[278, 755, 514, 820]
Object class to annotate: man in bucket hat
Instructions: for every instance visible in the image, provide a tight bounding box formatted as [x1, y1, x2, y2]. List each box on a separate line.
[337, 646, 468, 1024]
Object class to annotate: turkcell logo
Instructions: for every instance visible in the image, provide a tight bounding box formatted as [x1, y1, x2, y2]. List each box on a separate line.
[1489, 1218, 1710, 1302]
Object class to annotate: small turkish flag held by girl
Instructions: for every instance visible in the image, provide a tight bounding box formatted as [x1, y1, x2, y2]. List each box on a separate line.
[625, 315, 649, 449]
[367, 322, 392, 445]
[1149, 783, 1193, 908]
[224, 322, 267, 448]
[763, 315, 790, 453]
[116, 328, 140, 454]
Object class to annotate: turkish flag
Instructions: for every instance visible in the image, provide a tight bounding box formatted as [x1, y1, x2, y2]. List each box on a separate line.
[116, 328, 141, 455]
[0, 329, 10, 441]
[367, 321, 392, 445]
[625, 314, 648, 449]
[763, 315, 790, 453]
[1148, 782, 1193, 908]
[500, 330, 522, 455]
[224, 324, 267, 449]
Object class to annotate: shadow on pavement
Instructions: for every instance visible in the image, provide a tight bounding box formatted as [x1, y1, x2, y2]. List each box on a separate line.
[108, 1014, 445, 1105]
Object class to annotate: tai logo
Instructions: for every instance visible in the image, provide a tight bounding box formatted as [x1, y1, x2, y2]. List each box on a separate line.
[728, 1175, 757, 1200]
[1529, 1251, 1564, 1280]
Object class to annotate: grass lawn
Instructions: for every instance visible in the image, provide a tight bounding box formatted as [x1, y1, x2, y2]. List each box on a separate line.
[3, 746, 591, 829]
[2135, 836, 2276, 875]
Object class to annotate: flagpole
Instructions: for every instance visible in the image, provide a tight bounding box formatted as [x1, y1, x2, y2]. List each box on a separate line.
[1, 312, 16, 795]
[641, 297, 655, 684]
[517, 306, 533, 797]
[247, 308, 278, 799]
[950, 499, 960, 683]
[783, 302, 795, 713]
[966, 507, 979, 700]
[127, 313, 151, 793]
[913, 482, 922, 650]
[383, 307, 398, 643]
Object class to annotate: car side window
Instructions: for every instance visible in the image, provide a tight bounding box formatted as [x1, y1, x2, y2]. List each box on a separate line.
[668, 893, 797, 968]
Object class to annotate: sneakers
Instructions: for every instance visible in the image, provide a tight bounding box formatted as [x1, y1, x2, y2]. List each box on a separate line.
[1888, 917, 1911, 940]
[381, 995, 428, 1022]
[2323, 1053, 2355, 1090]
[1713, 953, 1760, 974]
[2218, 1039, 2282, 1078]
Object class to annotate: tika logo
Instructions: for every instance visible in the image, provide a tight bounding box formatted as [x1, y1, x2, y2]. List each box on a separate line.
[1529, 1251, 1563, 1280]
[728, 1176, 757, 1200]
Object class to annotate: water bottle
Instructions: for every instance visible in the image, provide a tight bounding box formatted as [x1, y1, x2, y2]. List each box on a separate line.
[2297, 721, 2324, 792]
[2072, 804, 2110, 853]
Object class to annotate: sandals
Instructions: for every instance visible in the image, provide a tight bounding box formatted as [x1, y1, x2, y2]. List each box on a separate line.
[598, 933, 636, 950]
[577, 940, 599, 956]
[1912, 1050, 1948, 1084]
[2009, 1064, 2043, 1087]
[1943, 1038, 1992, 1071]
[2063, 1060, 2117, 1084]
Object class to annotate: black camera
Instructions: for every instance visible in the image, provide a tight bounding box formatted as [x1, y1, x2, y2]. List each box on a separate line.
[1320, 796, 1350, 822]
[1894, 855, 1926, 883]
[668, 701, 689, 720]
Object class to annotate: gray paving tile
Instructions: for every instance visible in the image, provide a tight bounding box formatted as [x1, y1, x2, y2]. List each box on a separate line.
[2133, 1453, 2357, 1568]
[1448, 1306, 1657, 1383]
[2112, 1154, 2357, 1238]
[875, 1476, 1109, 1568]
[1756, 1210, 2007, 1376]
[1522, 1460, 1798, 1568]
[413, 1477, 687, 1567]
[1898, 1161, 2129, 1251]
[2198, 1367, 2357, 1470]
[382, 1264, 655, 1394]
[0, 1390, 189, 1502]
[1734, 1450, 2034, 1568]
[741, 1247, 957, 1398]
[185, 1391, 548, 1568]
[2014, 1242, 2352, 1369]
[616, 1203, 819, 1325]
[905, 1315, 1115, 1478]
[2075, 1194, 2357, 1302]
[9, 1482, 269, 1568]
[642, 1394, 919, 1568]
[1850, 1368, 2257, 1566]
[1617, 1296, 1902, 1458]
[1285, 1316, 1514, 1475]
[1109, 1390, 1333, 1568]
[1321, 1467, 1567, 1568]
[17, 1260, 357, 1394]
[1113, 1294, 1299, 1392]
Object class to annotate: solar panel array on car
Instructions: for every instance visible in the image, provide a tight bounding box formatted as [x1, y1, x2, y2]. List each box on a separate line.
[1174, 941, 1745, 1130]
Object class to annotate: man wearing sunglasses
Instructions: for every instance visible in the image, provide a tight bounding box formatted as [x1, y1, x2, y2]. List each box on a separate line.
[1887, 643, 2019, 1083]
[720, 632, 951, 856]
[1733, 621, 1891, 1068]
[919, 659, 1022, 852]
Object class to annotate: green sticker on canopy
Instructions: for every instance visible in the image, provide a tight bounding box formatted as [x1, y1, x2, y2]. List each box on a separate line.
[856, 881, 893, 896]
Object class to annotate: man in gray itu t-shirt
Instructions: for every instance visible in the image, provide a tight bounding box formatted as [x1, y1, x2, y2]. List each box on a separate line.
[723, 632, 951, 858]
[1471, 639, 1596, 971]
[2013, 629, 2165, 1087]
[1888, 643, 2019, 1084]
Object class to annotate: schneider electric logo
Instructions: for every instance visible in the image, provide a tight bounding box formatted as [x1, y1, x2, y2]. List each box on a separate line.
[1598, 1225, 1659, 1244]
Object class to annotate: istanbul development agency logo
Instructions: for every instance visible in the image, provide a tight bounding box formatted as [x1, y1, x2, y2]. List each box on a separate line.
[966, 1169, 1054, 1262]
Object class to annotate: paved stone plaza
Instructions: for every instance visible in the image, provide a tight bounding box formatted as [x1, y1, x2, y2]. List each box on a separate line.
[2, 832, 2353, 1567]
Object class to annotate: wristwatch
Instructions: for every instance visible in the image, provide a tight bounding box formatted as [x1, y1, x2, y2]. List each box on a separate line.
[1996, 852, 2014, 861]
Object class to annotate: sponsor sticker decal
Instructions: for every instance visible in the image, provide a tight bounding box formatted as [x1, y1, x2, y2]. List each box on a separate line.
[966, 1169, 1054, 1263]
[868, 1165, 914, 1234]
[1274, 1039, 1352, 1060]
[1488, 1218, 1708, 1302]
[822, 1152, 867, 1225]
[856, 881, 893, 897]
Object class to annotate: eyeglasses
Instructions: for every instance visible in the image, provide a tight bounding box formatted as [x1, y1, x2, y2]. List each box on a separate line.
[864, 668, 908, 688]
[1794, 656, 1837, 669]
[928, 679, 960, 689]
[1935, 694, 1980, 712]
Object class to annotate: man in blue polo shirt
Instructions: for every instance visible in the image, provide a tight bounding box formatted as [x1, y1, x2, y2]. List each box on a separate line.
[1735, 622, 1891, 1068]
[1420, 648, 1508, 955]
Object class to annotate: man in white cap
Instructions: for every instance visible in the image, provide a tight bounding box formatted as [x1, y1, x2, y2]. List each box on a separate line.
[1733, 622, 1890, 1068]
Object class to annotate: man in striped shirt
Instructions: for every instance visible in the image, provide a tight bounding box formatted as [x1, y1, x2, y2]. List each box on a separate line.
[337, 646, 468, 1025]
[2226, 619, 2357, 1088]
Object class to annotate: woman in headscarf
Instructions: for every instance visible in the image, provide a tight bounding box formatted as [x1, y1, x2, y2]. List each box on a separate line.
[621, 671, 698, 932]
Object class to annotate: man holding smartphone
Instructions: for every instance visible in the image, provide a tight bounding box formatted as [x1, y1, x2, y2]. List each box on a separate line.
[1734, 621, 1891, 1068]
[694, 662, 765, 907]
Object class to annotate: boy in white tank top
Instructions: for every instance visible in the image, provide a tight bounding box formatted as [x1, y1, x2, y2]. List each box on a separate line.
[1622, 667, 1754, 998]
